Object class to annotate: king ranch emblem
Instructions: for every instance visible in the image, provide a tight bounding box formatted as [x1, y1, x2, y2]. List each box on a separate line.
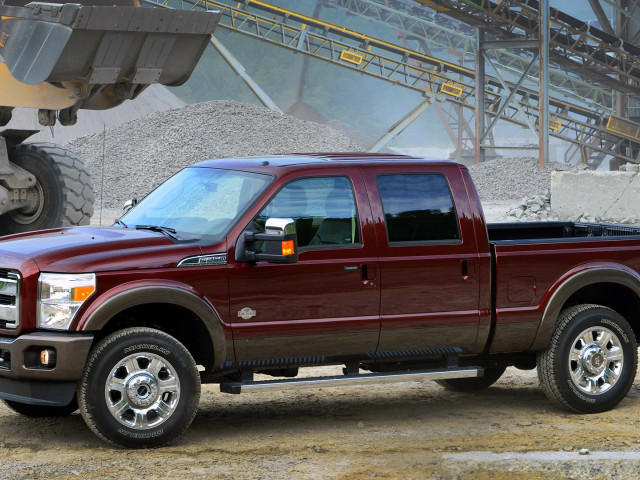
[238, 307, 256, 320]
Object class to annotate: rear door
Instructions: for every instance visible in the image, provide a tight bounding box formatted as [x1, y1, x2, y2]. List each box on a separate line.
[227, 168, 380, 362]
[361, 164, 482, 355]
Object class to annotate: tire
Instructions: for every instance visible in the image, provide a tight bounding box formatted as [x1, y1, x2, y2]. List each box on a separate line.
[78, 328, 201, 448]
[436, 365, 506, 392]
[537, 304, 637, 413]
[3, 396, 78, 417]
[0, 143, 94, 234]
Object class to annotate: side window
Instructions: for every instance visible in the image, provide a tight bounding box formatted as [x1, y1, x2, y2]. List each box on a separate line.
[254, 177, 361, 248]
[376, 174, 460, 243]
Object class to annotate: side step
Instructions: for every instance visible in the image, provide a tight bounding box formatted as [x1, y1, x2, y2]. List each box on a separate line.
[220, 367, 483, 394]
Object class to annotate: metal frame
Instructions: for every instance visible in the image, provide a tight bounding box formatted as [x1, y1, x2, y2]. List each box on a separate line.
[144, 0, 640, 165]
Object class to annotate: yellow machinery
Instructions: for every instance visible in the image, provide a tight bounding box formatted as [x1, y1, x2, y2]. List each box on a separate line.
[0, 0, 220, 233]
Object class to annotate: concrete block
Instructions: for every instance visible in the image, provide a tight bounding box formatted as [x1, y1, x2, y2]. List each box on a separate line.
[551, 171, 637, 218]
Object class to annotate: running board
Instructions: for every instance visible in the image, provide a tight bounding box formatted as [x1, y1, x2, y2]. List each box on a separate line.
[220, 367, 483, 394]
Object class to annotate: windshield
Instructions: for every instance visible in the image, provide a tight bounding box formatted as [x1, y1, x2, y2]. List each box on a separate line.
[120, 167, 273, 244]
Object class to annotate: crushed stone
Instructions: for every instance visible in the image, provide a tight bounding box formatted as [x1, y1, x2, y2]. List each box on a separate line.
[468, 156, 576, 202]
[67, 100, 363, 209]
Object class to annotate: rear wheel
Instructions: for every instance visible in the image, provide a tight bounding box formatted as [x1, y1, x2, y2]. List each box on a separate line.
[0, 143, 94, 234]
[2, 396, 78, 417]
[436, 365, 506, 392]
[78, 328, 200, 448]
[537, 304, 637, 413]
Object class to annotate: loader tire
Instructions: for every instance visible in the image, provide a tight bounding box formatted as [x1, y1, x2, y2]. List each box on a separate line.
[0, 143, 94, 234]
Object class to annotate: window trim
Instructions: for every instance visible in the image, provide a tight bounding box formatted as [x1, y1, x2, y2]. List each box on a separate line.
[246, 174, 364, 252]
[375, 172, 462, 246]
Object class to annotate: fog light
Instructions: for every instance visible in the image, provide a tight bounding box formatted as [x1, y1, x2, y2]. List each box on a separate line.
[40, 348, 56, 368]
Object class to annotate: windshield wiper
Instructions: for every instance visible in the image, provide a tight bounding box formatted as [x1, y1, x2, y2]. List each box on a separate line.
[135, 224, 180, 240]
[114, 219, 128, 228]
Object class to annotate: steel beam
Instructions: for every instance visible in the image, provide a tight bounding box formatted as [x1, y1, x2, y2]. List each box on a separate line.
[539, 0, 550, 170]
[475, 29, 485, 165]
[587, 0, 616, 35]
[369, 98, 434, 152]
[208, 35, 282, 113]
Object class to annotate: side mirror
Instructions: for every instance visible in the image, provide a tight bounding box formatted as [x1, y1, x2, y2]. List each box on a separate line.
[123, 198, 137, 213]
[235, 218, 298, 264]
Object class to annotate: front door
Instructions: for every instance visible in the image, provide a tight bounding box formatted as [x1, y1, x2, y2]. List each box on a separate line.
[227, 170, 380, 363]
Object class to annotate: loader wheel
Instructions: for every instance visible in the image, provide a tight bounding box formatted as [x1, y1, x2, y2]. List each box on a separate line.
[78, 328, 201, 448]
[537, 304, 637, 413]
[2, 396, 78, 417]
[436, 365, 506, 392]
[0, 143, 94, 234]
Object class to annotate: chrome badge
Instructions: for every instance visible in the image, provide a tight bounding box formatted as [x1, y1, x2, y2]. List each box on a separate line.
[238, 307, 256, 320]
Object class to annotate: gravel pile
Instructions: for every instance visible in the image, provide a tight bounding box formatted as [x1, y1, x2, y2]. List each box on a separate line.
[67, 101, 364, 209]
[469, 156, 575, 202]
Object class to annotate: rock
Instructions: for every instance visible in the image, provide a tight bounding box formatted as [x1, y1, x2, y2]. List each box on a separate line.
[514, 208, 525, 219]
[579, 448, 590, 455]
[357, 421, 365, 429]
[530, 204, 541, 213]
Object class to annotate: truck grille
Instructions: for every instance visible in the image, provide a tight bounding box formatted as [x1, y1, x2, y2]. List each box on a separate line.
[0, 271, 20, 329]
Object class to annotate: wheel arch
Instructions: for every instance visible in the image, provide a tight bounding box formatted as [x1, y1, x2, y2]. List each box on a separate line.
[531, 266, 640, 351]
[77, 285, 228, 371]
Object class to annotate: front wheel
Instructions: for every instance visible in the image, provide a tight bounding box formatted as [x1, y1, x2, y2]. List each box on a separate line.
[537, 304, 637, 413]
[78, 328, 201, 448]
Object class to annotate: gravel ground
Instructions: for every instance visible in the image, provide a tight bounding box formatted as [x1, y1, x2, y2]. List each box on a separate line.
[68, 101, 363, 210]
[469, 157, 572, 202]
[3, 367, 640, 479]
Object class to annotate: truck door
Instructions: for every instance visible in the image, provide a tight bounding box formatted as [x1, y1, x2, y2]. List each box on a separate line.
[227, 169, 380, 362]
[361, 165, 482, 355]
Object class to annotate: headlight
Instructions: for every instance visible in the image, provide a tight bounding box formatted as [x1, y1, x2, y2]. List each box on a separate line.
[38, 273, 96, 330]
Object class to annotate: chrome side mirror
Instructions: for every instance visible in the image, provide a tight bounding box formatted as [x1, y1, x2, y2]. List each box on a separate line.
[123, 198, 137, 213]
[265, 217, 296, 236]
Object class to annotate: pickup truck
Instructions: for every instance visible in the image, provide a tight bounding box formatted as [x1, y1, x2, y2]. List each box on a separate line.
[0, 153, 638, 448]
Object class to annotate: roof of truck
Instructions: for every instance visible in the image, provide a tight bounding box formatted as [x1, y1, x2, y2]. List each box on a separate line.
[191, 153, 460, 173]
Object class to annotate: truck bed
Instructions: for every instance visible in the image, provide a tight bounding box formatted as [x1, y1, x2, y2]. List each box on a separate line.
[488, 221, 640, 243]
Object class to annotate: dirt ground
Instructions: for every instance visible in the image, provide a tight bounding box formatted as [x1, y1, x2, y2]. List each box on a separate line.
[4, 366, 640, 480]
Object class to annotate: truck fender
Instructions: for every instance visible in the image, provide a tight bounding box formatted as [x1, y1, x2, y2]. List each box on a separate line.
[530, 266, 640, 351]
[76, 284, 228, 369]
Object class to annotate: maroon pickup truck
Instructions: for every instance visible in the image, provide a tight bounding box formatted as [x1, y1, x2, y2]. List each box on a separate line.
[0, 153, 638, 448]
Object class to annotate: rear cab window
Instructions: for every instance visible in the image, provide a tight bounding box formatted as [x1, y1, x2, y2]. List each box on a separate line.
[376, 173, 460, 244]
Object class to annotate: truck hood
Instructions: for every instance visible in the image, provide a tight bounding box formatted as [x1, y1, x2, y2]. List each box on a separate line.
[0, 226, 204, 273]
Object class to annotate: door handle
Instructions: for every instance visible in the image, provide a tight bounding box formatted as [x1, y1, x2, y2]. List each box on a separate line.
[361, 263, 377, 288]
[461, 259, 476, 280]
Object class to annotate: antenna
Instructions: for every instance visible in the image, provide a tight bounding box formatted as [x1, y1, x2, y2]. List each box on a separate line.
[99, 123, 105, 226]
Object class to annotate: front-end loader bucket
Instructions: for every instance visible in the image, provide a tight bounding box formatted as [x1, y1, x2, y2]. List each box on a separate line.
[0, 2, 220, 111]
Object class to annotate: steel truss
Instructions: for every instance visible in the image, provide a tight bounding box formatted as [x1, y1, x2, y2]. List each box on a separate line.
[415, 0, 640, 95]
[143, 0, 640, 164]
[326, 0, 613, 109]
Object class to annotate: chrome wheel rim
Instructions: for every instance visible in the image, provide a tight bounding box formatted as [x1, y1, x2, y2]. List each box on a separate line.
[105, 353, 180, 430]
[569, 326, 623, 395]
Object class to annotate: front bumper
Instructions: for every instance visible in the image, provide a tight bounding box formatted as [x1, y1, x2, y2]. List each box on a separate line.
[0, 333, 93, 406]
